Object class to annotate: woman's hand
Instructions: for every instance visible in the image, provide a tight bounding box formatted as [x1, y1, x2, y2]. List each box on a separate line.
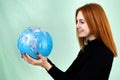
[21, 53, 52, 71]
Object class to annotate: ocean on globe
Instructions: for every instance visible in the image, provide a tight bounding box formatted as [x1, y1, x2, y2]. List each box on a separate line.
[17, 27, 53, 60]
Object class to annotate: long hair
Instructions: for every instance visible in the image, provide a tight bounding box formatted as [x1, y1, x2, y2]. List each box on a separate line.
[75, 3, 117, 57]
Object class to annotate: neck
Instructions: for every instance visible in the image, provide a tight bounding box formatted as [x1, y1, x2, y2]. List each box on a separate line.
[87, 35, 96, 41]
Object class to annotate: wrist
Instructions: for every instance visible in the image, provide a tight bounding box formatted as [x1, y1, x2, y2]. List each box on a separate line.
[44, 62, 52, 71]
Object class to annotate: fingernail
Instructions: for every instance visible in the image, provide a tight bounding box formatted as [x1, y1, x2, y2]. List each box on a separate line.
[24, 53, 26, 55]
[37, 52, 39, 55]
[21, 55, 23, 58]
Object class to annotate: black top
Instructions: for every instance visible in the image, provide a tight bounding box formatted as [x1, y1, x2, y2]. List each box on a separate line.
[47, 39, 114, 80]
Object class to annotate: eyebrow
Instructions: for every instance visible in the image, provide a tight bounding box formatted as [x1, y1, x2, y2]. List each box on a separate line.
[76, 19, 85, 23]
[78, 19, 85, 21]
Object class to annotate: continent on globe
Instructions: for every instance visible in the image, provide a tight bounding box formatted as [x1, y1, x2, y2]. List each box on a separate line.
[17, 27, 53, 60]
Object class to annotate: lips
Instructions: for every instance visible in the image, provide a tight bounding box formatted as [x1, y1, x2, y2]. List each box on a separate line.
[78, 29, 83, 34]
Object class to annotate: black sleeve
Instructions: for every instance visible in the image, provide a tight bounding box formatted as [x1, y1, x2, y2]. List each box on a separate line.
[47, 59, 72, 80]
[47, 49, 113, 80]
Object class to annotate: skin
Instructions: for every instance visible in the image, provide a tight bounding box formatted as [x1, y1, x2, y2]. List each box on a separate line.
[76, 11, 95, 41]
[22, 11, 96, 71]
[22, 53, 52, 71]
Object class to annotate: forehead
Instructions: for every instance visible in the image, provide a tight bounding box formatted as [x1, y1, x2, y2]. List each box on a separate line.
[76, 11, 85, 20]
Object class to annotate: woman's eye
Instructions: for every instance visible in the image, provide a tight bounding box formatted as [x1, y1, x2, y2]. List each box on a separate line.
[81, 21, 85, 24]
[76, 19, 85, 24]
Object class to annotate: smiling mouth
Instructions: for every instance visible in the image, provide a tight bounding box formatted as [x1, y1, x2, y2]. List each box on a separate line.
[78, 29, 83, 34]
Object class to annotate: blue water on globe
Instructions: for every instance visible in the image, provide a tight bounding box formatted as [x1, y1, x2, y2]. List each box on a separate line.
[17, 27, 53, 59]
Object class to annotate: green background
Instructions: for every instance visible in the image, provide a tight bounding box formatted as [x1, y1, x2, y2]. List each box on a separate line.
[0, 0, 120, 80]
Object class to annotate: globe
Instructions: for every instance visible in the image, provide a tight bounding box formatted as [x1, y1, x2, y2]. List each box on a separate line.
[17, 27, 53, 60]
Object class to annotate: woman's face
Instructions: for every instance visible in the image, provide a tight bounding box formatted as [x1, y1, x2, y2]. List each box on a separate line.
[76, 11, 95, 40]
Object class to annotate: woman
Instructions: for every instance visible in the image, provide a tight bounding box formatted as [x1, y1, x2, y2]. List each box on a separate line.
[22, 3, 117, 80]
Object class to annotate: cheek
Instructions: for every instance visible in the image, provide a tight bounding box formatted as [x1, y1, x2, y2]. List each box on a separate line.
[86, 28, 90, 34]
[83, 27, 91, 36]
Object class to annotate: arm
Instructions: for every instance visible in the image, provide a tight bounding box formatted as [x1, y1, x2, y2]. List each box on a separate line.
[22, 53, 72, 80]
[47, 49, 113, 80]
[22, 49, 113, 80]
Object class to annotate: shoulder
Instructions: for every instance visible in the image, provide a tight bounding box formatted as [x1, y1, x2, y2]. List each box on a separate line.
[98, 43, 113, 56]
[79, 40, 114, 62]
[91, 42, 114, 62]
[84, 40, 114, 60]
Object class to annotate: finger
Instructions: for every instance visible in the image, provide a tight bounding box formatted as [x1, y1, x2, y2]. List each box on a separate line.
[21, 53, 26, 58]
[37, 53, 45, 59]
[22, 54, 29, 62]
[23, 54, 32, 64]
[21, 54, 23, 58]
[26, 53, 38, 62]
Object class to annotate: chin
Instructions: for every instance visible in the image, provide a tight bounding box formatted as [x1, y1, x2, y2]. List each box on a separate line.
[78, 35, 86, 38]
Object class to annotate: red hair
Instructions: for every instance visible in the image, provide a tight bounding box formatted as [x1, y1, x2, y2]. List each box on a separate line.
[75, 3, 117, 57]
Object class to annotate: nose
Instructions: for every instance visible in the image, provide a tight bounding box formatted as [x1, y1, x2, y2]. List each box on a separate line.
[76, 23, 81, 29]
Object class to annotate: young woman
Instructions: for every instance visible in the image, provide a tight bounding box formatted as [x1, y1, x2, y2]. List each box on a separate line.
[22, 3, 117, 80]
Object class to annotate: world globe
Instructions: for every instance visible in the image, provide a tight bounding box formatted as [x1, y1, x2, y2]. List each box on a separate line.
[17, 27, 53, 60]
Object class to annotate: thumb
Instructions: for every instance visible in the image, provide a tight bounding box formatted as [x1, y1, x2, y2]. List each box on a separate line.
[37, 53, 44, 59]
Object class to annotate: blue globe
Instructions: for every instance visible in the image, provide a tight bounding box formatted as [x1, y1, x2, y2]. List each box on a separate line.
[17, 27, 53, 59]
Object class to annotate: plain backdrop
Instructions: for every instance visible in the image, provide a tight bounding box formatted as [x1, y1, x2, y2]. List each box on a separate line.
[0, 0, 120, 80]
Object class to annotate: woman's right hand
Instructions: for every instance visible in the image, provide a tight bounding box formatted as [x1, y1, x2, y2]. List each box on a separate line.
[21, 53, 52, 71]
